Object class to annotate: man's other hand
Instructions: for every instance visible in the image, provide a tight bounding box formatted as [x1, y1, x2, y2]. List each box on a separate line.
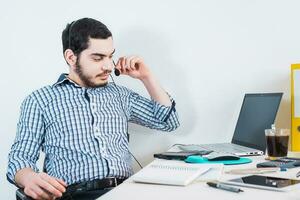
[15, 168, 67, 200]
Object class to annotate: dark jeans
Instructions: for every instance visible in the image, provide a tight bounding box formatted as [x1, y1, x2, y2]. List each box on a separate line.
[16, 188, 110, 200]
[58, 188, 111, 200]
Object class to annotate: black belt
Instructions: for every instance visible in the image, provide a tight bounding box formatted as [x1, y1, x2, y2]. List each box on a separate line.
[66, 177, 126, 193]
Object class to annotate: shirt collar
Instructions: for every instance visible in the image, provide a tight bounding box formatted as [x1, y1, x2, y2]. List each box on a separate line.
[52, 73, 111, 90]
[52, 73, 81, 88]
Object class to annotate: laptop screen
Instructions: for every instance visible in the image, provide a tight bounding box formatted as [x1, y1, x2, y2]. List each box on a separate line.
[231, 93, 283, 151]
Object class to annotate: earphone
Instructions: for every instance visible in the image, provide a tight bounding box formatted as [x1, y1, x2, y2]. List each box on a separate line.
[113, 60, 121, 76]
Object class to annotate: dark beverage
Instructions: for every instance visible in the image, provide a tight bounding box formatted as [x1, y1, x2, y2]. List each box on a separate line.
[266, 135, 289, 158]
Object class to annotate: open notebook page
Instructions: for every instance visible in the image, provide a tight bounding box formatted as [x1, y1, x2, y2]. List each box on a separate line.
[132, 159, 212, 186]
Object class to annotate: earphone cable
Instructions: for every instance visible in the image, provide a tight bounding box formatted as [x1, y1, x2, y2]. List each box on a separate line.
[109, 73, 143, 169]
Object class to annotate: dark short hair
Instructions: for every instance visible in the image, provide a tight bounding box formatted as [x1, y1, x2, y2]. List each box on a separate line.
[62, 18, 112, 56]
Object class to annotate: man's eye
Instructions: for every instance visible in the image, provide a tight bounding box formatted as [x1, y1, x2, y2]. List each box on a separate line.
[93, 57, 103, 61]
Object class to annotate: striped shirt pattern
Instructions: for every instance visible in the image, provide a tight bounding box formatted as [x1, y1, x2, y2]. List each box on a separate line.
[7, 74, 179, 185]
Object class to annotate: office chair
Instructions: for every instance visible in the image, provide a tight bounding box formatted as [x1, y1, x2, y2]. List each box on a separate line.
[16, 189, 32, 200]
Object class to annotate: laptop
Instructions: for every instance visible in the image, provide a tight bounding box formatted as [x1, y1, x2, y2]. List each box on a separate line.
[179, 93, 283, 156]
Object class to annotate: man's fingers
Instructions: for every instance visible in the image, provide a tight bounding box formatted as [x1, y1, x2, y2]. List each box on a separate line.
[113, 60, 120, 71]
[129, 57, 138, 70]
[126, 56, 141, 71]
[55, 178, 67, 187]
[116, 56, 143, 76]
[121, 57, 128, 73]
[41, 173, 66, 189]
[39, 173, 65, 196]
[126, 57, 131, 69]
[24, 188, 38, 199]
[121, 56, 126, 68]
[31, 185, 53, 200]
[123, 57, 134, 73]
[116, 57, 125, 73]
[38, 178, 63, 198]
[115, 59, 121, 70]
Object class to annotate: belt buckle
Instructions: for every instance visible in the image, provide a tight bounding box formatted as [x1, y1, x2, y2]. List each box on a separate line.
[108, 177, 118, 188]
[86, 181, 94, 191]
[113, 178, 117, 187]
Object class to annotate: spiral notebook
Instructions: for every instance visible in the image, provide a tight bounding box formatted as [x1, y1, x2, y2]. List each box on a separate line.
[132, 160, 212, 186]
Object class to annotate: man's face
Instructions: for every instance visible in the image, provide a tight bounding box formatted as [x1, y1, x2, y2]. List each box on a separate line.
[74, 37, 115, 87]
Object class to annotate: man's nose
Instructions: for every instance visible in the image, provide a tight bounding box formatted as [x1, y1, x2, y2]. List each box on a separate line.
[102, 65, 112, 71]
[102, 61, 114, 71]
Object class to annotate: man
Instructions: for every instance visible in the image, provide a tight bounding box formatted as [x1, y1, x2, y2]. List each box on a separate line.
[7, 18, 179, 200]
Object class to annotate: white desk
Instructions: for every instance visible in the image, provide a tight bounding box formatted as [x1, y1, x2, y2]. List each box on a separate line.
[99, 156, 300, 200]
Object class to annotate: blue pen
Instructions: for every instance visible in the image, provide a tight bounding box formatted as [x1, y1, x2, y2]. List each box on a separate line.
[280, 167, 287, 172]
[207, 182, 244, 193]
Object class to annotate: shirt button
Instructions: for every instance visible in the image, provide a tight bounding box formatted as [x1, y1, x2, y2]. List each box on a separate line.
[101, 150, 107, 156]
[94, 130, 100, 136]
[90, 103, 96, 111]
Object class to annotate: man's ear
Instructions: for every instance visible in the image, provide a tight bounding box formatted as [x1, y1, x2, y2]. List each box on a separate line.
[64, 49, 77, 67]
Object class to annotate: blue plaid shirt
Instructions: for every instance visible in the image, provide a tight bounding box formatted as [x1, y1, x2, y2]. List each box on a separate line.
[7, 74, 179, 185]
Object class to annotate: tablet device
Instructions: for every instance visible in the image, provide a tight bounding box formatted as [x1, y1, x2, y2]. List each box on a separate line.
[222, 175, 300, 192]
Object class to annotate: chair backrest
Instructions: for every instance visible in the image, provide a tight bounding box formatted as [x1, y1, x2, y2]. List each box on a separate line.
[16, 189, 32, 200]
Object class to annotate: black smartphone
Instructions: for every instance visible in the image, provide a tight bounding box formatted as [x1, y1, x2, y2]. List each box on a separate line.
[153, 150, 212, 160]
[257, 157, 300, 168]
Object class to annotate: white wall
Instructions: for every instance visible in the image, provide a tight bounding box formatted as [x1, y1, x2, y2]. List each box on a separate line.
[1, 0, 300, 198]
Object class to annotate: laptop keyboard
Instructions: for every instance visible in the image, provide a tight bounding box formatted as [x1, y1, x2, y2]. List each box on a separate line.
[198, 143, 249, 154]
[178, 143, 256, 154]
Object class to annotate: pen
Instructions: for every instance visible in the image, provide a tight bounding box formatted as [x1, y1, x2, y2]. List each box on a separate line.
[207, 182, 244, 193]
[296, 171, 300, 178]
[226, 167, 279, 175]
